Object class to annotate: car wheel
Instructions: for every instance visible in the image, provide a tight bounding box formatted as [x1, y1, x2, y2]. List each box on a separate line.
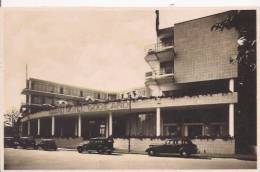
[148, 150, 156, 156]
[107, 150, 112, 154]
[97, 149, 104, 154]
[16, 145, 22, 149]
[77, 147, 83, 153]
[180, 150, 190, 157]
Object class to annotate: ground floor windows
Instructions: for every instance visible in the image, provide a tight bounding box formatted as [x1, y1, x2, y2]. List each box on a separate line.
[113, 117, 126, 138]
[55, 117, 77, 137]
[163, 124, 181, 137]
[161, 107, 228, 138]
[21, 106, 231, 140]
[187, 125, 203, 138]
[124, 113, 156, 137]
[204, 123, 228, 137]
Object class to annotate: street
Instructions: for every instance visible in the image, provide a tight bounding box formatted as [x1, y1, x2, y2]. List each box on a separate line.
[4, 148, 256, 170]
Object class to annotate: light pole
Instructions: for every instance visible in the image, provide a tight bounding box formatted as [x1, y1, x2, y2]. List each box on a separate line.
[127, 92, 132, 153]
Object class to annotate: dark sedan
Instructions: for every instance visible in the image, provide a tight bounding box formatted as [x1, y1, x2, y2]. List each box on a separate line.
[145, 138, 198, 157]
[13, 137, 37, 149]
[36, 139, 58, 151]
[77, 137, 115, 154]
[4, 137, 17, 148]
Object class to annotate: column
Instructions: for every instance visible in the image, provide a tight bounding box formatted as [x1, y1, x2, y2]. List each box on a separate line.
[184, 125, 188, 137]
[28, 94, 31, 114]
[156, 107, 161, 136]
[109, 112, 113, 136]
[28, 80, 32, 113]
[106, 116, 109, 137]
[37, 119, 40, 136]
[51, 116, 55, 136]
[75, 118, 78, 136]
[229, 78, 234, 137]
[27, 120, 30, 136]
[229, 104, 234, 137]
[229, 78, 234, 92]
[78, 115, 82, 137]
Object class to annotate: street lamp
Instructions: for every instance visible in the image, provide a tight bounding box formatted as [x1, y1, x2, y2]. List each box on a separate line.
[127, 92, 132, 153]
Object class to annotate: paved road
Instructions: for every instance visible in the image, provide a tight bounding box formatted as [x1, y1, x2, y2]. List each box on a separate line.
[4, 148, 257, 170]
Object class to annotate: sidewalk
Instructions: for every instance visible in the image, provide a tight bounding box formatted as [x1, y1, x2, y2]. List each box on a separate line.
[59, 147, 256, 161]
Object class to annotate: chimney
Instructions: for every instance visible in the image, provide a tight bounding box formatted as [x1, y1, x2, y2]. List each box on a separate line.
[155, 10, 159, 34]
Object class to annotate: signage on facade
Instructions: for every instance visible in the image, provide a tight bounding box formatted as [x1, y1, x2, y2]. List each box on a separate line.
[49, 101, 130, 115]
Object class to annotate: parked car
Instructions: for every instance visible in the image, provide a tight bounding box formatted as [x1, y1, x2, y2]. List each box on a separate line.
[4, 137, 17, 148]
[145, 138, 198, 157]
[77, 137, 114, 154]
[12, 137, 37, 149]
[36, 139, 57, 151]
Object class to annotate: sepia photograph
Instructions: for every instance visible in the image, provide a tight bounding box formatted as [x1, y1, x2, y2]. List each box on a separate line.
[1, 4, 258, 170]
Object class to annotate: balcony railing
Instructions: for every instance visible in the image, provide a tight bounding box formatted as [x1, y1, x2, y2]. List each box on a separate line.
[144, 41, 174, 54]
[145, 71, 174, 82]
[21, 92, 238, 122]
[160, 68, 173, 75]
[145, 72, 153, 77]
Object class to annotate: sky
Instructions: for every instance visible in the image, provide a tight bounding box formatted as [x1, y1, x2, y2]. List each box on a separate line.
[3, 7, 234, 113]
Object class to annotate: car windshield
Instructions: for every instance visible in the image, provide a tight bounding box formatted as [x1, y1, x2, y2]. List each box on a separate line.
[165, 140, 181, 145]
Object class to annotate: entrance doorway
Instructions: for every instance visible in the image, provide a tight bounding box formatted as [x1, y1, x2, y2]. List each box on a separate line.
[82, 117, 107, 139]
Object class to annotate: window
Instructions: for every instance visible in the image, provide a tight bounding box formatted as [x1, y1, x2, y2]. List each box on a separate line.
[108, 94, 117, 100]
[208, 125, 222, 136]
[31, 96, 41, 104]
[163, 125, 180, 137]
[99, 124, 106, 136]
[60, 87, 64, 94]
[160, 61, 173, 75]
[162, 91, 175, 97]
[188, 125, 202, 138]
[97, 93, 100, 99]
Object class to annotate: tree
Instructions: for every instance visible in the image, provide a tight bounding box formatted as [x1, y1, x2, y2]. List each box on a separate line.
[211, 10, 256, 73]
[211, 10, 256, 153]
[4, 109, 23, 136]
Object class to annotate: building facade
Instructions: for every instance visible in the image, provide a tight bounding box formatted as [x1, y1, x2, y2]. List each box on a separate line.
[19, 11, 256, 155]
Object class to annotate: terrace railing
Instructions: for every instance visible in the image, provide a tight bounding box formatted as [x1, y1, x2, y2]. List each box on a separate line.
[21, 92, 238, 122]
[144, 41, 174, 54]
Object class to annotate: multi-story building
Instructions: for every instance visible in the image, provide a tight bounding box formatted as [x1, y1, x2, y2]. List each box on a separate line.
[21, 78, 119, 114]
[18, 10, 256, 155]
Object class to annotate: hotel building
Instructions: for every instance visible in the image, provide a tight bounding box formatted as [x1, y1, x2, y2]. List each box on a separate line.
[19, 10, 256, 155]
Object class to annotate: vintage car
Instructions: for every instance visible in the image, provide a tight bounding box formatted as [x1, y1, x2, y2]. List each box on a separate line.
[36, 139, 58, 151]
[77, 137, 114, 154]
[145, 138, 198, 157]
[4, 137, 17, 148]
[12, 137, 38, 149]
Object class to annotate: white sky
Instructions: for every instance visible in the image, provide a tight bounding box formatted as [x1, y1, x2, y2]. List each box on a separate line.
[3, 7, 244, 113]
[2, 0, 259, 7]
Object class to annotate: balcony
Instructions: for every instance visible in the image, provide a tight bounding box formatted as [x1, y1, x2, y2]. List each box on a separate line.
[144, 41, 175, 62]
[145, 70, 174, 84]
[144, 41, 173, 54]
[21, 88, 86, 101]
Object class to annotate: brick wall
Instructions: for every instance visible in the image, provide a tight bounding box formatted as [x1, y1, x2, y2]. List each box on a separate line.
[114, 138, 235, 155]
[174, 11, 238, 83]
[36, 137, 84, 149]
[34, 137, 235, 154]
